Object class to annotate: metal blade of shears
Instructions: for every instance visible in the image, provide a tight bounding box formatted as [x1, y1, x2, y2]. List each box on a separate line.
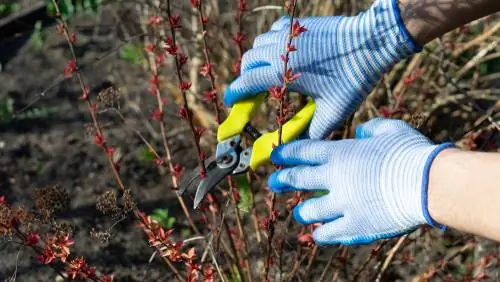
[193, 163, 236, 209]
[178, 157, 216, 196]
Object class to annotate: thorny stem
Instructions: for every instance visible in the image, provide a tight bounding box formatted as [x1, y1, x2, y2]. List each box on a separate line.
[318, 252, 335, 282]
[306, 244, 318, 272]
[184, 2, 252, 280]
[50, 1, 184, 279]
[223, 218, 245, 281]
[192, 1, 252, 279]
[194, 0, 223, 123]
[210, 197, 248, 281]
[165, 0, 206, 175]
[145, 16, 201, 236]
[331, 246, 349, 282]
[277, 2, 298, 146]
[278, 208, 298, 278]
[234, 0, 247, 75]
[0, 223, 73, 281]
[248, 171, 263, 245]
[228, 178, 253, 282]
[375, 235, 408, 282]
[283, 226, 306, 281]
[352, 240, 388, 281]
[264, 1, 299, 280]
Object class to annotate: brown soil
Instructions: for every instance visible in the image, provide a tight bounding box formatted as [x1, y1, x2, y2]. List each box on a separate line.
[0, 12, 200, 281]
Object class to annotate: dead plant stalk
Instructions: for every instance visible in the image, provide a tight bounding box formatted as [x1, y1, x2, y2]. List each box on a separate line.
[50, 1, 185, 279]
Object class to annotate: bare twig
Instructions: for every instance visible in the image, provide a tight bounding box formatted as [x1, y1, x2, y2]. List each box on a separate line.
[193, 0, 224, 123]
[375, 235, 409, 282]
[265, 1, 300, 280]
[165, 0, 207, 175]
[49, 2, 185, 279]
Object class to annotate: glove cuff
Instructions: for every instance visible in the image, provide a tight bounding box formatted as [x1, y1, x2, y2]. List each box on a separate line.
[367, 0, 422, 62]
[389, 0, 422, 53]
[420, 142, 456, 230]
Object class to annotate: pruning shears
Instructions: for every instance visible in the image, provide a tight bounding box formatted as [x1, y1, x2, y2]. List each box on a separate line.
[177, 92, 316, 209]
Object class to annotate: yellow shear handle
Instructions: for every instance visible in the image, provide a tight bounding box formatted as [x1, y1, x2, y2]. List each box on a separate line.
[250, 99, 315, 170]
[217, 92, 316, 170]
[217, 93, 266, 142]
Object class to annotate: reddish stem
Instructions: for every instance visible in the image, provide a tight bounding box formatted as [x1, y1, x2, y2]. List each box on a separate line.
[193, 1, 252, 279]
[265, 1, 300, 280]
[165, 0, 206, 175]
[233, 0, 247, 75]
[145, 15, 201, 236]
[50, 1, 184, 278]
[194, 0, 223, 123]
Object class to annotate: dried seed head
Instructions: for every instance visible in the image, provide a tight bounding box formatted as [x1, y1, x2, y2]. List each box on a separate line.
[97, 86, 121, 109]
[50, 221, 76, 238]
[90, 228, 111, 244]
[0, 205, 13, 236]
[409, 113, 425, 129]
[96, 190, 119, 215]
[122, 189, 136, 214]
[12, 206, 35, 225]
[33, 185, 70, 220]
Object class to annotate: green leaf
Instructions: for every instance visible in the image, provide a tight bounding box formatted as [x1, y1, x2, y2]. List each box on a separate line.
[167, 217, 176, 229]
[150, 208, 176, 229]
[120, 43, 145, 65]
[65, 0, 75, 17]
[153, 208, 168, 219]
[30, 20, 45, 50]
[235, 175, 251, 213]
[138, 146, 155, 162]
[229, 265, 242, 282]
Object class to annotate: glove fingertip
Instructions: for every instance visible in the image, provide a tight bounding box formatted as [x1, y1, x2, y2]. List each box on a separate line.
[270, 15, 291, 31]
[269, 145, 286, 165]
[223, 86, 236, 106]
[293, 202, 311, 225]
[354, 117, 384, 139]
[267, 172, 288, 193]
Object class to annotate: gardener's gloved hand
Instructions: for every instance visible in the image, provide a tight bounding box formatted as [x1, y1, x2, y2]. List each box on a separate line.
[223, 0, 421, 139]
[268, 118, 455, 245]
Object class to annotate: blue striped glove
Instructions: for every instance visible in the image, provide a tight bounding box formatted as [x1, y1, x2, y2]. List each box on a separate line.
[224, 0, 420, 139]
[268, 118, 455, 245]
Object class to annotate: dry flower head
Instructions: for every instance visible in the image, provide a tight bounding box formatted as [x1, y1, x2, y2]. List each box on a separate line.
[33, 185, 70, 220]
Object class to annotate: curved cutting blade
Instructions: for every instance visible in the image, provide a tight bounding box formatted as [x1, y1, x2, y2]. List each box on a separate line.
[193, 164, 236, 209]
[178, 157, 216, 196]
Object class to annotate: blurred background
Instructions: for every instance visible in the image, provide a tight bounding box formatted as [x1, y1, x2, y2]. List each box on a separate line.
[0, 0, 499, 281]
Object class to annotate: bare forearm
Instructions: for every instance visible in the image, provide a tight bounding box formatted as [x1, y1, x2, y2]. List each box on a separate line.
[428, 149, 500, 241]
[398, 0, 500, 46]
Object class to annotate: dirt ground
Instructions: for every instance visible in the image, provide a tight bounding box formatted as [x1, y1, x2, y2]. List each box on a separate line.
[1, 3, 499, 282]
[0, 11, 205, 280]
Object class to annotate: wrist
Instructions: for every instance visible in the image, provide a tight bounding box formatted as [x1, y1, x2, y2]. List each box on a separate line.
[396, 0, 430, 46]
[428, 149, 500, 241]
[424, 145, 459, 229]
[390, 0, 422, 52]
[380, 139, 454, 229]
